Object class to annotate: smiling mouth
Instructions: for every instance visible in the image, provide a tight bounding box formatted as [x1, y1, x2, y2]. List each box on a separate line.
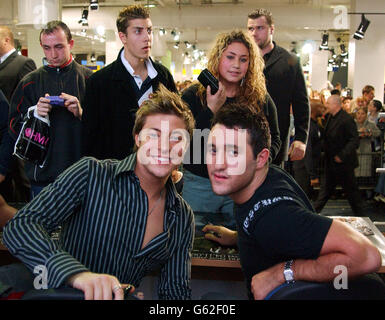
[213, 173, 229, 180]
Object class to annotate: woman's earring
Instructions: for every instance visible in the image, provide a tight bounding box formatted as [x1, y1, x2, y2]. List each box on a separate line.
[240, 77, 245, 86]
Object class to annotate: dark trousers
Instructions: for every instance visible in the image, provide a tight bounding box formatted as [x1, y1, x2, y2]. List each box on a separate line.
[314, 160, 363, 215]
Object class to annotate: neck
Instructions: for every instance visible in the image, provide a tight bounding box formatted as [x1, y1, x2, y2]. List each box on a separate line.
[261, 41, 274, 56]
[221, 80, 239, 98]
[231, 166, 269, 205]
[134, 161, 168, 199]
[124, 50, 147, 74]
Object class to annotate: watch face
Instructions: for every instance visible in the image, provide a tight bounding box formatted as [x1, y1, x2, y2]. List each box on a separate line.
[284, 269, 294, 282]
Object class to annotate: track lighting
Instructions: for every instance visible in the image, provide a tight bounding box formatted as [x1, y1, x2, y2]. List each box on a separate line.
[78, 8, 89, 26]
[90, 0, 99, 10]
[319, 33, 329, 50]
[353, 14, 370, 40]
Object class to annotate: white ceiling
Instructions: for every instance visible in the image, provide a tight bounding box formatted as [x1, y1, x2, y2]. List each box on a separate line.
[0, 0, 360, 58]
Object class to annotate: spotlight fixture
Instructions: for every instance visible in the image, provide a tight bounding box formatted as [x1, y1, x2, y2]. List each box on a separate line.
[353, 14, 370, 40]
[184, 41, 191, 49]
[171, 30, 179, 41]
[319, 33, 329, 50]
[340, 44, 348, 57]
[78, 8, 89, 26]
[159, 28, 166, 36]
[173, 41, 180, 49]
[90, 53, 96, 63]
[90, 0, 99, 10]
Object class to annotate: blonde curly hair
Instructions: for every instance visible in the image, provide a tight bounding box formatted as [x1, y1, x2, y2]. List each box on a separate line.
[198, 29, 267, 112]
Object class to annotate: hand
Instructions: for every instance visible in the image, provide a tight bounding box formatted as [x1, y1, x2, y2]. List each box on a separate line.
[36, 93, 53, 116]
[288, 140, 306, 161]
[202, 224, 237, 246]
[334, 155, 342, 163]
[67, 271, 134, 300]
[251, 262, 285, 300]
[61, 93, 82, 119]
[0, 174, 5, 184]
[206, 82, 226, 114]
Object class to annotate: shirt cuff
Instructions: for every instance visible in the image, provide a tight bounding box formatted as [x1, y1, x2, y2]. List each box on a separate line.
[45, 252, 90, 288]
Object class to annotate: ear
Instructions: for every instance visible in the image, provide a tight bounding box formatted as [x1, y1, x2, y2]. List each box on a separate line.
[135, 133, 140, 149]
[68, 39, 74, 50]
[118, 31, 127, 44]
[256, 148, 270, 169]
[270, 24, 275, 35]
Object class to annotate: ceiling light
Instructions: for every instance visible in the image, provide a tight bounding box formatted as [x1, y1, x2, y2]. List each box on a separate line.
[78, 8, 89, 26]
[319, 33, 329, 50]
[353, 14, 370, 40]
[174, 42, 179, 49]
[159, 28, 166, 36]
[90, 0, 98, 10]
[171, 30, 179, 41]
[340, 44, 348, 56]
[184, 41, 191, 49]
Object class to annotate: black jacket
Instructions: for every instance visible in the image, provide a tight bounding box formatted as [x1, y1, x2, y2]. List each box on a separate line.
[264, 43, 310, 164]
[0, 51, 36, 102]
[322, 109, 359, 169]
[82, 48, 177, 160]
[8, 61, 92, 185]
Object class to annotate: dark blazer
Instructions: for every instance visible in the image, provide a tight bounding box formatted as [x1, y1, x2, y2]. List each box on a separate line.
[322, 109, 359, 169]
[0, 51, 36, 102]
[82, 48, 177, 160]
[264, 43, 310, 164]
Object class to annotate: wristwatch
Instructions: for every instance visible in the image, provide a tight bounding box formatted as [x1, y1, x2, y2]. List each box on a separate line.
[283, 260, 295, 283]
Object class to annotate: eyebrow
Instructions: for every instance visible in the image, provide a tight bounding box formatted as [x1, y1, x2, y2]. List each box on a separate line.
[227, 51, 248, 57]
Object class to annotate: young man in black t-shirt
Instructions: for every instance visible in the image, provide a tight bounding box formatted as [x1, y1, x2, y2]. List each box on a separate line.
[203, 102, 381, 300]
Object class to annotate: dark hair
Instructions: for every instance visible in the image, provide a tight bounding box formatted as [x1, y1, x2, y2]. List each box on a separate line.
[116, 5, 150, 34]
[211, 102, 271, 159]
[40, 21, 72, 43]
[371, 100, 383, 112]
[132, 84, 195, 151]
[362, 85, 375, 95]
[248, 8, 274, 26]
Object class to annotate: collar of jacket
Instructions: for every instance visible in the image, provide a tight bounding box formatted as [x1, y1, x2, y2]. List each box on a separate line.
[111, 47, 160, 82]
[264, 42, 296, 70]
[114, 152, 181, 211]
[44, 58, 75, 74]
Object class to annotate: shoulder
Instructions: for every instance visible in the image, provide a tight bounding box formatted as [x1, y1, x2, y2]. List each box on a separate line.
[74, 62, 93, 77]
[87, 59, 118, 82]
[153, 61, 172, 77]
[176, 195, 195, 224]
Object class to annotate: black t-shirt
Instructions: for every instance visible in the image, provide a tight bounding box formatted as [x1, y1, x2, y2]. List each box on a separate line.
[234, 165, 332, 295]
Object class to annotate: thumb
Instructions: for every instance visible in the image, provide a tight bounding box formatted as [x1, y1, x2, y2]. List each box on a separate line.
[121, 283, 135, 294]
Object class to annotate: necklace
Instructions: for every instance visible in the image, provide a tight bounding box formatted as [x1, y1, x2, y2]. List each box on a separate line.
[148, 189, 165, 216]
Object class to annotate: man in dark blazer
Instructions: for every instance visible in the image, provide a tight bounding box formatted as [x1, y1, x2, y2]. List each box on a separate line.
[0, 26, 36, 102]
[247, 9, 309, 166]
[82, 5, 177, 160]
[314, 95, 364, 215]
[0, 27, 35, 202]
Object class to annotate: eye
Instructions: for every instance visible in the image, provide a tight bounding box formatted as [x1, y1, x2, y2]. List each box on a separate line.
[208, 146, 216, 154]
[240, 58, 248, 63]
[227, 149, 238, 157]
[226, 55, 234, 60]
[170, 134, 182, 142]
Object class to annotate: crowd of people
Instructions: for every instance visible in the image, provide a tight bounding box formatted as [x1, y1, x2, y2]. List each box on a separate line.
[0, 5, 384, 301]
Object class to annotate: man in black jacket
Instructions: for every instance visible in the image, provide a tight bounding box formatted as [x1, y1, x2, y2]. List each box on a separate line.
[313, 95, 364, 215]
[247, 9, 310, 166]
[0, 26, 36, 202]
[0, 26, 36, 102]
[8, 21, 92, 199]
[82, 5, 177, 160]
